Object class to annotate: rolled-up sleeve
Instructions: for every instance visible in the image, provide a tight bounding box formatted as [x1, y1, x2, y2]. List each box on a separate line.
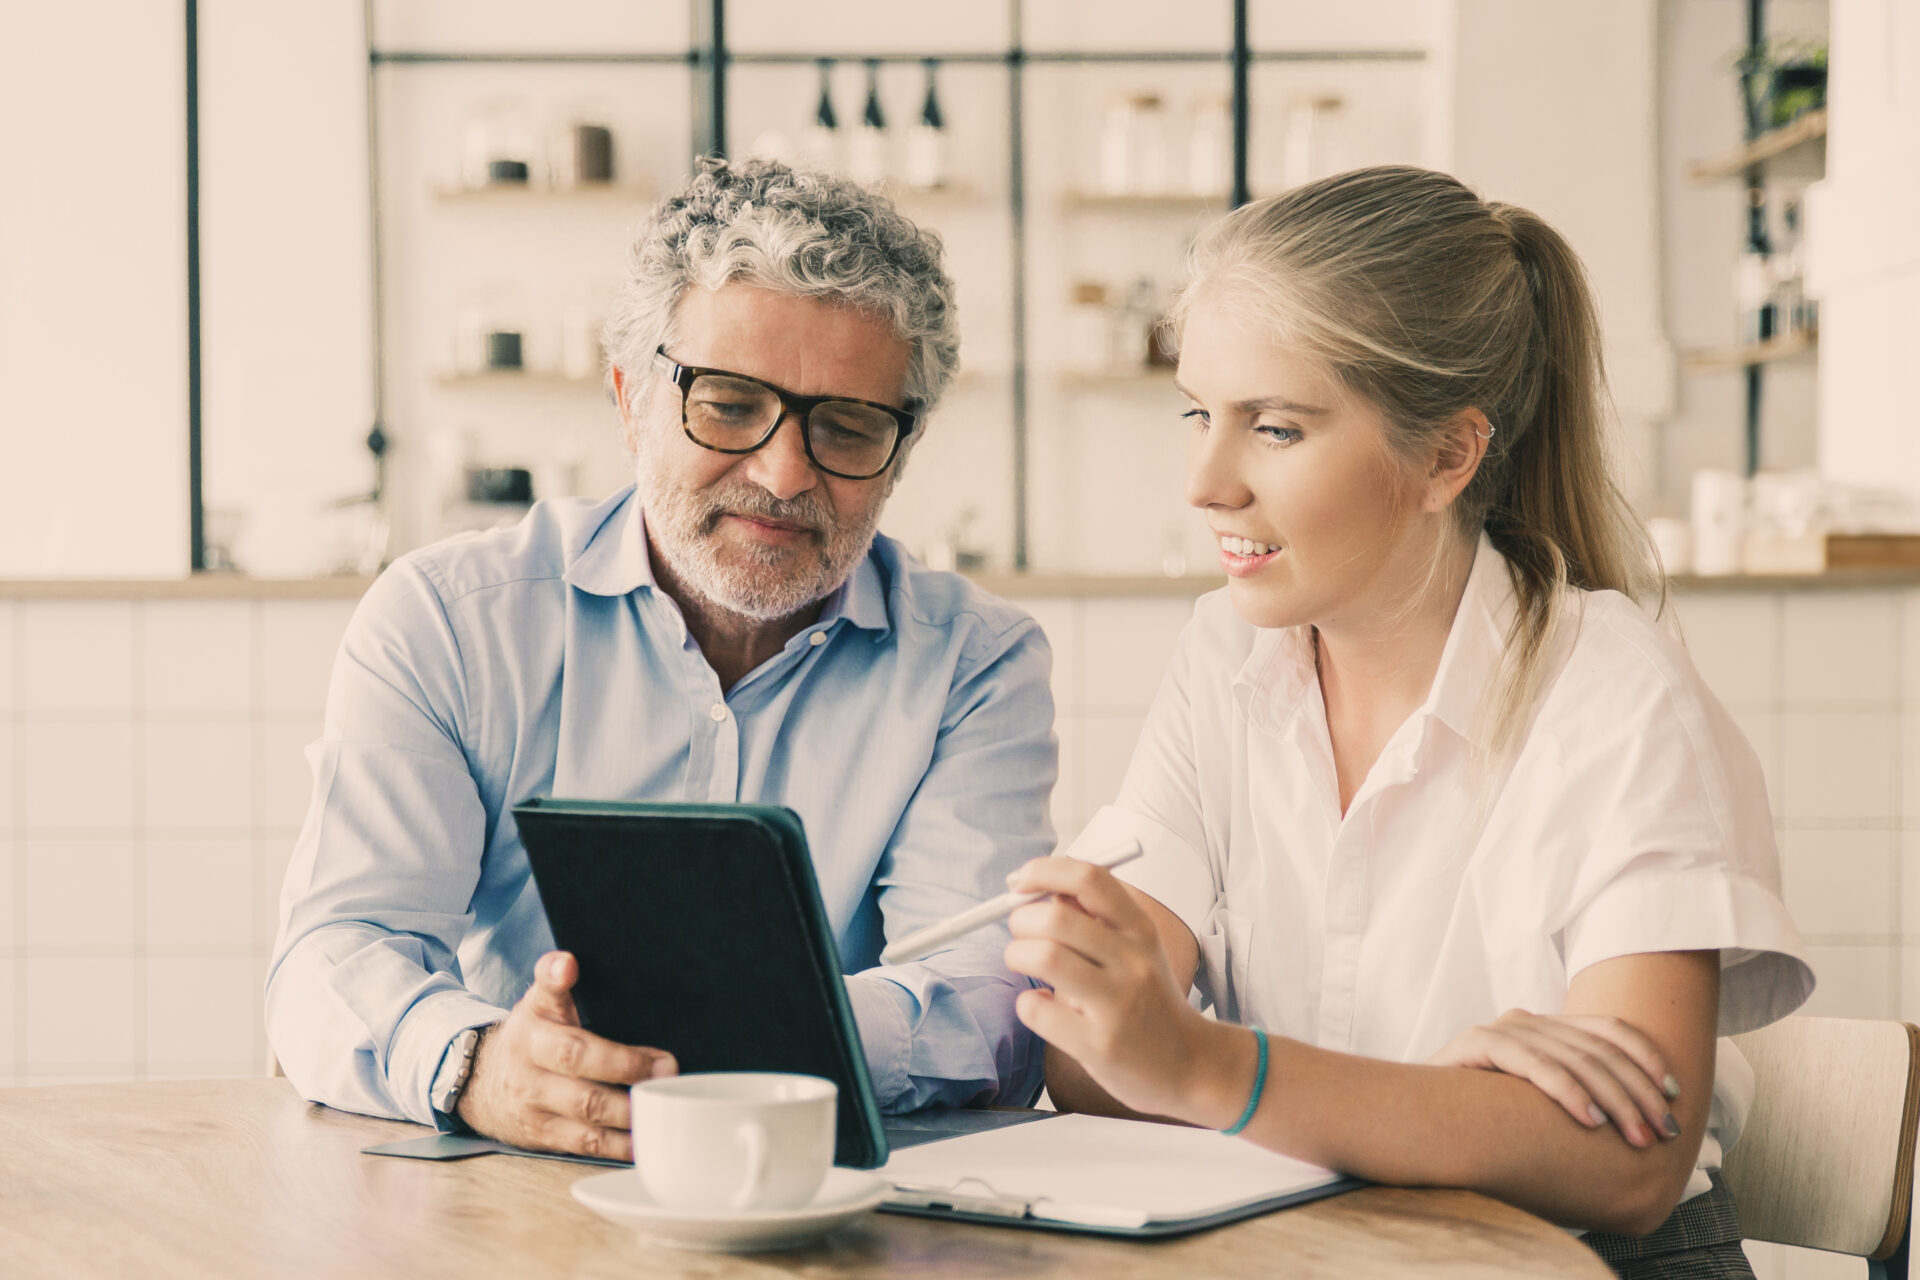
[1555, 637, 1814, 1037]
[849, 618, 1057, 1112]
[265, 560, 505, 1125]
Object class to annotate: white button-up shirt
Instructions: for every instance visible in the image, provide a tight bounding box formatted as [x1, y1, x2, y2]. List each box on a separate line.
[1070, 535, 1812, 1200]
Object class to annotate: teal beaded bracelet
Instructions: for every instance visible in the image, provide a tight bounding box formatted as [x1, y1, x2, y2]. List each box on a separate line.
[1220, 1026, 1268, 1137]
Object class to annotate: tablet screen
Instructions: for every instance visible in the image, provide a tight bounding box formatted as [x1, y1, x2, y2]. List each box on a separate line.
[514, 799, 888, 1169]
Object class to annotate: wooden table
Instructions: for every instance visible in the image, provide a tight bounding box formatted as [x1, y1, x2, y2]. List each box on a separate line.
[0, 1079, 1610, 1278]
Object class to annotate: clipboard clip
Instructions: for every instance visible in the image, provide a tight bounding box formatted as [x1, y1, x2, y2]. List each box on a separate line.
[887, 1176, 1034, 1220]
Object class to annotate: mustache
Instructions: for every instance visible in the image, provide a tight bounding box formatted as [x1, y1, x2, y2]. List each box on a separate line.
[695, 485, 833, 537]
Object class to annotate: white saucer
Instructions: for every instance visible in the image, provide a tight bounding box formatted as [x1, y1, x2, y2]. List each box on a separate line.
[571, 1167, 888, 1253]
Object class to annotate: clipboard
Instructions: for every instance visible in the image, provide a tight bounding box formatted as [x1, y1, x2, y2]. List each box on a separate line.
[513, 799, 890, 1169]
[878, 1112, 1363, 1238]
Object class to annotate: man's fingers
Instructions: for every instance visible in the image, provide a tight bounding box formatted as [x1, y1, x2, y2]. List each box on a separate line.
[529, 1021, 677, 1085]
[525, 952, 581, 1027]
[531, 1111, 634, 1164]
[533, 1071, 635, 1132]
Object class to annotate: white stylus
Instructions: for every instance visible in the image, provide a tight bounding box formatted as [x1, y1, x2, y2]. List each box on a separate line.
[878, 840, 1144, 966]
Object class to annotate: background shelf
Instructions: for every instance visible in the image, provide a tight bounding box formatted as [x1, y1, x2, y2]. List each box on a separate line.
[1687, 107, 1827, 183]
[435, 370, 606, 390]
[1683, 332, 1817, 372]
[1059, 190, 1228, 213]
[431, 182, 653, 203]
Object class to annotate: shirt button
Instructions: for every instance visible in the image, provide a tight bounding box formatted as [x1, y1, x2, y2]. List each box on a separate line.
[809, 631, 827, 646]
[709, 702, 728, 722]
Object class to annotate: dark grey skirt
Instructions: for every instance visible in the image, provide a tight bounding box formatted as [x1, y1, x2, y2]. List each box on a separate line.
[1581, 1172, 1754, 1280]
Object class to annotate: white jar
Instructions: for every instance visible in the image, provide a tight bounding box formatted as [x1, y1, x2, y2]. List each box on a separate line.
[1690, 469, 1749, 576]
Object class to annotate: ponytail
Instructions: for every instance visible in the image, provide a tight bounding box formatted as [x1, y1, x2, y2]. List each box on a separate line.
[1477, 206, 1662, 758]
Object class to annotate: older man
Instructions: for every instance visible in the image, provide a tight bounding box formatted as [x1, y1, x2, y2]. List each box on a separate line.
[266, 159, 1056, 1160]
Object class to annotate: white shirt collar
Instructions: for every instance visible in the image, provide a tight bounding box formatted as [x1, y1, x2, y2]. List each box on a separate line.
[1231, 532, 1518, 749]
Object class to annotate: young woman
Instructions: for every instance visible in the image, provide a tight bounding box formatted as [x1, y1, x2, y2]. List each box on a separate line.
[1004, 166, 1811, 1276]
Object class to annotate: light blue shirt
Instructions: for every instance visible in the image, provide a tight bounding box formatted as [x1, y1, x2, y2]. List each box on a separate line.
[266, 486, 1055, 1127]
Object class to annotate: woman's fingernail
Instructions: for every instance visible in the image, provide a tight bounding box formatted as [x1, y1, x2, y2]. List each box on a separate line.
[1661, 1113, 1681, 1139]
[1586, 1103, 1607, 1127]
[548, 955, 566, 981]
[1005, 870, 1022, 888]
[1662, 1074, 1681, 1099]
[651, 1056, 677, 1079]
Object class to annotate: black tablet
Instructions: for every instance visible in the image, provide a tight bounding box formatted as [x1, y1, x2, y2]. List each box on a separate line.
[512, 798, 889, 1170]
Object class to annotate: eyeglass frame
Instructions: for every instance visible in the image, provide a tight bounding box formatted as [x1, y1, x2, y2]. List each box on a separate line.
[649, 346, 920, 481]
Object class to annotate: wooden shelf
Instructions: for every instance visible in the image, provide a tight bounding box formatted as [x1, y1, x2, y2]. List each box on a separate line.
[1682, 332, 1816, 372]
[1055, 368, 1179, 390]
[1060, 190, 1226, 213]
[1688, 108, 1827, 183]
[431, 182, 652, 204]
[435, 370, 605, 391]
[886, 180, 981, 204]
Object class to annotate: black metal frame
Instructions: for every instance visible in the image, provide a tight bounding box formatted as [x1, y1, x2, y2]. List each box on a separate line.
[184, 0, 1425, 572]
[1742, 0, 1767, 478]
[186, 0, 203, 570]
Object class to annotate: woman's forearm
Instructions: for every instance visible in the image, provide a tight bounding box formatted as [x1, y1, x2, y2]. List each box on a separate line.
[1188, 1019, 1707, 1236]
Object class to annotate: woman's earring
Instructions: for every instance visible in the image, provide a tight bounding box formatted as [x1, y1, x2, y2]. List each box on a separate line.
[1474, 416, 1497, 442]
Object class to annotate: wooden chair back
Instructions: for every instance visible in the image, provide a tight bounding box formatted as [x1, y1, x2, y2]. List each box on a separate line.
[1722, 1016, 1920, 1274]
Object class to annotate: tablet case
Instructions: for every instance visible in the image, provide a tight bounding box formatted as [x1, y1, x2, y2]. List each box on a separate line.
[513, 799, 889, 1170]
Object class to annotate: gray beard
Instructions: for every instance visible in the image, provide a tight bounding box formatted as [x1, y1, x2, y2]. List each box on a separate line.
[634, 461, 884, 624]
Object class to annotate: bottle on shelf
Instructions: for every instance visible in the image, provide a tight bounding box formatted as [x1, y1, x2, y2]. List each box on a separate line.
[1773, 196, 1814, 338]
[1121, 278, 1165, 370]
[461, 100, 538, 190]
[847, 60, 889, 185]
[1098, 94, 1169, 196]
[1187, 96, 1231, 198]
[549, 113, 615, 190]
[802, 59, 840, 174]
[1280, 94, 1345, 190]
[560, 304, 601, 381]
[1734, 190, 1776, 346]
[1130, 95, 1170, 195]
[1066, 281, 1119, 375]
[904, 59, 949, 191]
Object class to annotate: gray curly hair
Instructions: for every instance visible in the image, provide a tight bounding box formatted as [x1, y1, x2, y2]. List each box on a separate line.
[603, 156, 960, 420]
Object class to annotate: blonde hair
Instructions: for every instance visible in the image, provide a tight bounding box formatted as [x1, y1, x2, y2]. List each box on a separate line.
[1168, 165, 1662, 759]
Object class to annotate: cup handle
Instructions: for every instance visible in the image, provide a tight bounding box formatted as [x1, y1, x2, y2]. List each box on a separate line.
[732, 1121, 771, 1211]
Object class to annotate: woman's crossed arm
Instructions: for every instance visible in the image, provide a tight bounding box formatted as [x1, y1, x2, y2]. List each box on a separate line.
[1013, 857, 1717, 1238]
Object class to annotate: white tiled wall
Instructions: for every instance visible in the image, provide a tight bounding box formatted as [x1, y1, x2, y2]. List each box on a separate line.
[0, 596, 357, 1086]
[2, 583, 1914, 1103]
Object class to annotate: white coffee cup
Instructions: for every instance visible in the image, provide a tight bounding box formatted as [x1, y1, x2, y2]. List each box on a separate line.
[629, 1072, 837, 1213]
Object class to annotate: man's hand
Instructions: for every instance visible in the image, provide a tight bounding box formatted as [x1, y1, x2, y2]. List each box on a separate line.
[456, 951, 677, 1160]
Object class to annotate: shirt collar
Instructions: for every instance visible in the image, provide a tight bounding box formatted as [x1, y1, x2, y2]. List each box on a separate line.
[562, 486, 657, 597]
[1424, 532, 1519, 748]
[1231, 532, 1517, 747]
[560, 484, 894, 637]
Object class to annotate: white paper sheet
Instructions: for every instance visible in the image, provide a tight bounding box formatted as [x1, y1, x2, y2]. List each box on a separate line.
[881, 1112, 1344, 1229]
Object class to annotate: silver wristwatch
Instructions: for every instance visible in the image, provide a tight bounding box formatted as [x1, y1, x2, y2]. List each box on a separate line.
[431, 1024, 491, 1125]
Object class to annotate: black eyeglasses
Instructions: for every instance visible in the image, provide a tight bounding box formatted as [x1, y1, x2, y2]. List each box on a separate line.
[650, 347, 919, 481]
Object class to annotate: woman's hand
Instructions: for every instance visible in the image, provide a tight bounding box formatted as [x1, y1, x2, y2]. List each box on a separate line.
[1002, 857, 1250, 1127]
[1427, 1009, 1683, 1149]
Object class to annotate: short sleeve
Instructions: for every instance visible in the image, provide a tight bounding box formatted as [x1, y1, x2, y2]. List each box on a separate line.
[1062, 607, 1236, 1009]
[1555, 618, 1814, 1036]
